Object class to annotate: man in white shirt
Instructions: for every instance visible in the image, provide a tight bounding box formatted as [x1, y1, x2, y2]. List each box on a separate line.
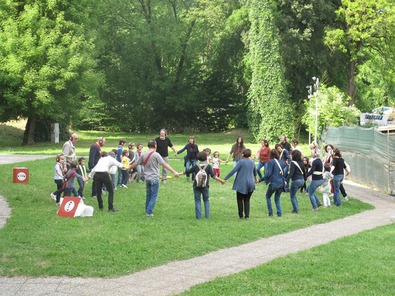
[89, 152, 126, 212]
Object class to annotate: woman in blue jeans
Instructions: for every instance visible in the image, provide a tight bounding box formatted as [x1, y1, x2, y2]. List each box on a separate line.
[305, 148, 323, 211]
[286, 150, 305, 214]
[330, 148, 348, 206]
[263, 149, 287, 217]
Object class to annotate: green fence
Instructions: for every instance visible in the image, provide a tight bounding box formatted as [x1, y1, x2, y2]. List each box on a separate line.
[322, 126, 395, 195]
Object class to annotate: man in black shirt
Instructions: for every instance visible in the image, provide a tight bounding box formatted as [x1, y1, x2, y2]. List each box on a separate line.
[155, 129, 177, 183]
[280, 135, 292, 152]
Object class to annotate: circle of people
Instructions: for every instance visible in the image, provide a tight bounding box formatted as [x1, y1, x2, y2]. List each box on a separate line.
[51, 130, 350, 218]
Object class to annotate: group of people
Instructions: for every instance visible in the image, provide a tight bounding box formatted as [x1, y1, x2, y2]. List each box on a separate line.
[224, 135, 350, 218]
[51, 131, 350, 219]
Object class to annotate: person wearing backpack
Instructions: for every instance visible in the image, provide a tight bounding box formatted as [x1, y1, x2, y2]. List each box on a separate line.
[224, 149, 258, 220]
[181, 151, 225, 219]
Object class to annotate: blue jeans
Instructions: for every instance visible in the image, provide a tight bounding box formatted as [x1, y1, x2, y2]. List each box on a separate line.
[308, 179, 323, 209]
[110, 173, 116, 189]
[65, 187, 78, 197]
[290, 178, 304, 213]
[122, 170, 130, 186]
[186, 159, 197, 178]
[256, 162, 267, 179]
[145, 179, 160, 215]
[77, 178, 85, 198]
[266, 184, 283, 217]
[117, 167, 123, 186]
[193, 187, 210, 219]
[333, 174, 344, 206]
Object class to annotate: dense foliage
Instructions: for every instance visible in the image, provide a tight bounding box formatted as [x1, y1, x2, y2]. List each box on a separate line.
[0, 0, 394, 144]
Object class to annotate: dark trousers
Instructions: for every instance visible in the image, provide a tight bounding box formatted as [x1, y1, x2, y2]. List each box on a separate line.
[340, 183, 347, 197]
[95, 172, 114, 210]
[237, 191, 253, 219]
[91, 178, 97, 197]
[53, 179, 64, 203]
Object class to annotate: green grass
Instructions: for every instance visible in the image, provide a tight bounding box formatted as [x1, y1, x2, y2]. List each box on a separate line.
[0, 127, 375, 278]
[182, 223, 395, 295]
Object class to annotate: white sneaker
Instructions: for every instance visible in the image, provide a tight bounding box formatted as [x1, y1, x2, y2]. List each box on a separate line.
[50, 193, 56, 201]
[121, 184, 128, 188]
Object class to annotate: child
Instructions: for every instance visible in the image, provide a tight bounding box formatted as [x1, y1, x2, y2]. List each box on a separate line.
[128, 142, 138, 183]
[121, 150, 130, 188]
[64, 162, 88, 197]
[211, 151, 222, 177]
[109, 150, 118, 190]
[76, 157, 89, 199]
[51, 154, 66, 205]
[135, 143, 145, 183]
[300, 156, 311, 193]
[205, 148, 212, 164]
[181, 151, 225, 219]
[321, 164, 334, 207]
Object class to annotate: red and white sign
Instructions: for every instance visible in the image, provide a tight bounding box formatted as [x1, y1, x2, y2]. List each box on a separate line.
[13, 167, 29, 183]
[57, 196, 80, 217]
[57, 196, 94, 218]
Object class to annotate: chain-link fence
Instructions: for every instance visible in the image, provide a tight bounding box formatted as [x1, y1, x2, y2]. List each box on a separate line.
[322, 125, 395, 195]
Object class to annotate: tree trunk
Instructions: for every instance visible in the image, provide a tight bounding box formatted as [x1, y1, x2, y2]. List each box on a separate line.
[23, 116, 36, 145]
[347, 59, 356, 106]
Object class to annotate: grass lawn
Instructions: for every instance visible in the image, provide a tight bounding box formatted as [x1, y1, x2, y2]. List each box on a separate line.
[182, 223, 395, 295]
[0, 128, 375, 278]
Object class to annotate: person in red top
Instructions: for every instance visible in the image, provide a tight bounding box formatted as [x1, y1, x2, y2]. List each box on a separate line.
[255, 140, 270, 180]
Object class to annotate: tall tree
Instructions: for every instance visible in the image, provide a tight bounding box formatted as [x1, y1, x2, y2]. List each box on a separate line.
[0, 0, 102, 144]
[325, 0, 395, 106]
[246, 0, 294, 142]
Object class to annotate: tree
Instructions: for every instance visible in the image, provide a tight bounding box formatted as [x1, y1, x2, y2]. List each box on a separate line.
[325, 0, 395, 106]
[302, 84, 361, 140]
[246, 0, 294, 142]
[0, 0, 102, 144]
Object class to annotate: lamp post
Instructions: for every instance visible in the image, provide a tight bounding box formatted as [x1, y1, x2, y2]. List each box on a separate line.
[312, 77, 319, 144]
[306, 85, 313, 145]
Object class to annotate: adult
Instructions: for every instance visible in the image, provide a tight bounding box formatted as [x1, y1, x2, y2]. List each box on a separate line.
[255, 140, 270, 181]
[177, 136, 199, 182]
[155, 129, 177, 183]
[275, 143, 291, 165]
[263, 149, 287, 217]
[88, 151, 126, 212]
[226, 136, 246, 167]
[323, 144, 334, 165]
[224, 149, 258, 220]
[291, 138, 303, 156]
[305, 148, 323, 211]
[324, 143, 349, 200]
[280, 135, 292, 152]
[116, 139, 126, 187]
[286, 150, 305, 214]
[330, 148, 349, 206]
[130, 139, 179, 217]
[88, 137, 105, 198]
[62, 132, 78, 167]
